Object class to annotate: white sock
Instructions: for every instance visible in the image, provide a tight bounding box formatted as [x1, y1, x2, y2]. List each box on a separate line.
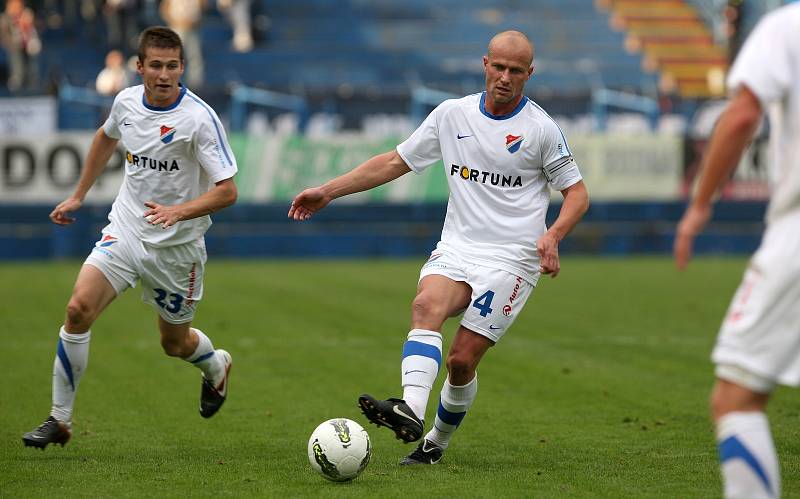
[51, 326, 91, 424]
[183, 328, 222, 380]
[426, 375, 478, 450]
[401, 329, 442, 421]
[717, 411, 780, 499]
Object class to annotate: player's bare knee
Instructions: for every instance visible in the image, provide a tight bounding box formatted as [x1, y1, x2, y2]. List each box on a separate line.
[709, 387, 729, 421]
[446, 353, 475, 382]
[411, 295, 448, 328]
[710, 377, 771, 421]
[65, 297, 95, 329]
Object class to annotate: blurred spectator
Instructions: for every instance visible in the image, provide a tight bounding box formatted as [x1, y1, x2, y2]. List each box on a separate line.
[217, 0, 252, 52]
[96, 49, 131, 95]
[0, 0, 41, 93]
[160, 0, 205, 89]
[40, 0, 74, 31]
[103, 0, 139, 51]
[139, 0, 161, 29]
[724, 0, 745, 62]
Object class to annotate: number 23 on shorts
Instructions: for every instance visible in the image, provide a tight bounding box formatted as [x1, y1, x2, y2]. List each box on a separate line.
[153, 288, 184, 313]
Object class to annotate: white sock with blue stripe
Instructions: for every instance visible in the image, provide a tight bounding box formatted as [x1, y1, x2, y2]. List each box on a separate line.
[51, 326, 91, 424]
[717, 411, 779, 499]
[426, 375, 478, 450]
[401, 329, 442, 421]
[183, 328, 222, 379]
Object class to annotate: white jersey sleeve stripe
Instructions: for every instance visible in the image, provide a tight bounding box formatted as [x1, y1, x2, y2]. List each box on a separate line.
[186, 93, 235, 168]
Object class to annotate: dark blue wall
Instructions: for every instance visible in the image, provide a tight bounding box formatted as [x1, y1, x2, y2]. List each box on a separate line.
[0, 202, 766, 260]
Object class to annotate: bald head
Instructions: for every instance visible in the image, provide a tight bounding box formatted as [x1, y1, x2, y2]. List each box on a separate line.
[487, 31, 534, 67]
[482, 30, 535, 115]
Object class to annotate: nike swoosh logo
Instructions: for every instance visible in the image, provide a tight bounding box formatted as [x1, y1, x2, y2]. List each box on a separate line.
[28, 435, 45, 439]
[457, 134, 472, 139]
[215, 358, 232, 397]
[404, 370, 427, 375]
[123, 121, 133, 126]
[392, 405, 419, 423]
[489, 325, 501, 330]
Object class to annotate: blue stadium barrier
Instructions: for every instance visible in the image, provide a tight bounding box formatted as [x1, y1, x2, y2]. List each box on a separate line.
[0, 202, 766, 260]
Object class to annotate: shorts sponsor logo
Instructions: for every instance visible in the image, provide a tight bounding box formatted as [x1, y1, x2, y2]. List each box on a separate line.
[505, 134, 523, 154]
[503, 276, 524, 316]
[450, 164, 523, 187]
[186, 262, 197, 307]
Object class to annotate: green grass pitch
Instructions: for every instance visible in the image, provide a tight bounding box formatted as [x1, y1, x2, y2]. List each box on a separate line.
[2, 257, 799, 498]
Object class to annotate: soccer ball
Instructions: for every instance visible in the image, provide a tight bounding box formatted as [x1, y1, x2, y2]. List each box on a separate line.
[307, 418, 371, 482]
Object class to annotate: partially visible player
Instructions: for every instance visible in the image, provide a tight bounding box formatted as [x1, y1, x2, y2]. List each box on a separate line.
[22, 26, 238, 449]
[289, 30, 589, 465]
[674, 4, 800, 498]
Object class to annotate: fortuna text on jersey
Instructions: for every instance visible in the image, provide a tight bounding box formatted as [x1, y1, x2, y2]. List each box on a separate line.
[126, 151, 181, 172]
[450, 164, 523, 187]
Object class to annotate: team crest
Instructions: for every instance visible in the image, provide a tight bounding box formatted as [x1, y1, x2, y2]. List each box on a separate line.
[160, 125, 176, 144]
[505, 134, 523, 153]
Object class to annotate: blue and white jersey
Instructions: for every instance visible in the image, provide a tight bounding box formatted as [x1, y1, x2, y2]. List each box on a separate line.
[102, 85, 237, 247]
[397, 91, 582, 283]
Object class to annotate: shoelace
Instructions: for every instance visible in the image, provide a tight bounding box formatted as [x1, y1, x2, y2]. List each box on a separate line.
[410, 444, 434, 460]
[37, 420, 55, 431]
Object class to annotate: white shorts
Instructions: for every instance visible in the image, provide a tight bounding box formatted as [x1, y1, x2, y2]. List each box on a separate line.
[712, 212, 800, 391]
[84, 222, 206, 324]
[419, 249, 536, 343]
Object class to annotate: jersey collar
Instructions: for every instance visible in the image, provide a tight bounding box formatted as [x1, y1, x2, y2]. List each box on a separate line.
[141, 85, 187, 112]
[479, 91, 528, 120]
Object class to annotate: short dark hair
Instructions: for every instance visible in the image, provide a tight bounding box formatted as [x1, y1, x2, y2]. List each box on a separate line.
[138, 26, 184, 63]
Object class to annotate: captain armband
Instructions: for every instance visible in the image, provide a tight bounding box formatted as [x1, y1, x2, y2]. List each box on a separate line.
[542, 156, 579, 185]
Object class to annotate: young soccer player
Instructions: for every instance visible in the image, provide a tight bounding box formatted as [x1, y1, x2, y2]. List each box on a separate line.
[23, 26, 238, 449]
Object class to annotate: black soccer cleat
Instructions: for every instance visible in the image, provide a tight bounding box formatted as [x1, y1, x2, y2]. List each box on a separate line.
[22, 416, 72, 450]
[399, 439, 444, 465]
[358, 394, 423, 443]
[199, 349, 232, 418]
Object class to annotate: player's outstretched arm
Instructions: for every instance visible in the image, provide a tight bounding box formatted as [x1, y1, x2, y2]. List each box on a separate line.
[143, 177, 238, 228]
[674, 86, 762, 270]
[288, 149, 411, 221]
[50, 127, 118, 225]
[537, 180, 589, 278]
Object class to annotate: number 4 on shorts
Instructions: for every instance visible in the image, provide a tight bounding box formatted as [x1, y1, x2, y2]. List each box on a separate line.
[472, 290, 495, 317]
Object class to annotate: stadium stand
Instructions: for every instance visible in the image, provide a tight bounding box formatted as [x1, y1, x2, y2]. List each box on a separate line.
[0, 1, 783, 261]
[23, 0, 660, 127]
[600, 0, 728, 99]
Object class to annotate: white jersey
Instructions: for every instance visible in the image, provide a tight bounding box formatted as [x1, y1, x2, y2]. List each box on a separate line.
[727, 3, 800, 225]
[102, 85, 237, 247]
[397, 92, 582, 282]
